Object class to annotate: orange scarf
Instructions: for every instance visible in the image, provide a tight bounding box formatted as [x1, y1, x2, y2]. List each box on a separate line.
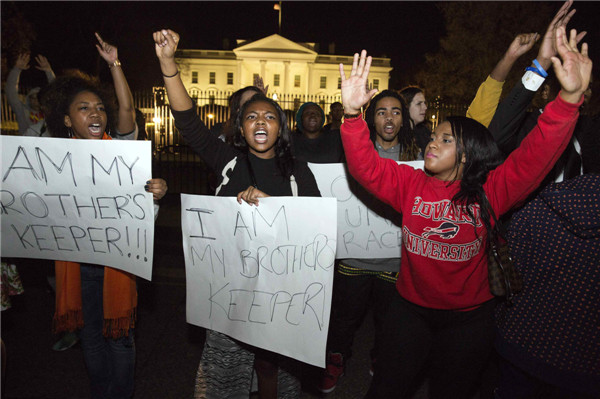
[53, 132, 137, 338]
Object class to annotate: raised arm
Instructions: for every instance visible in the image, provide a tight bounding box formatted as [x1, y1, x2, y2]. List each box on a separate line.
[466, 33, 539, 127]
[552, 27, 591, 104]
[487, 0, 587, 153]
[34, 55, 56, 84]
[531, 0, 585, 78]
[153, 29, 193, 111]
[339, 51, 409, 212]
[95, 32, 136, 136]
[487, 26, 591, 215]
[6, 53, 34, 135]
[6, 54, 29, 111]
[152, 29, 238, 175]
[253, 75, 269, 95]
[491, 33, 540, 83]
[339, 50, 378, 115]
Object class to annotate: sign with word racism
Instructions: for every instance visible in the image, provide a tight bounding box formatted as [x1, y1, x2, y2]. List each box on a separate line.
[1, 136, 155, 280]
[181, 195, 337, 367]
[309, 161, 424, 259]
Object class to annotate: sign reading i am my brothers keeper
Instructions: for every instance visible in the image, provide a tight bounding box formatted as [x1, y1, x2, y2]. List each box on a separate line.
[1, 136, 155, 280]
[181, 195, 337, 367]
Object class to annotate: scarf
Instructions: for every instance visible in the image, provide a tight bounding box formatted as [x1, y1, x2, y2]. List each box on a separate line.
[53, 132, 137, 339]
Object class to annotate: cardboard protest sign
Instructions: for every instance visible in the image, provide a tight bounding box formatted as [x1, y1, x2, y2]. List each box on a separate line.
[308, 161, 424, 259]
[181, 195, 337, 367]
[1, 136, 155, 280]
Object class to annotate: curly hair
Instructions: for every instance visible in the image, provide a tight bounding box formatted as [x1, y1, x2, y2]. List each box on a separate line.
[233, 93, 295, 179]
[443, 116, 505, 249]
[42, 71, 117, 139]
[365, 90, 421, 161]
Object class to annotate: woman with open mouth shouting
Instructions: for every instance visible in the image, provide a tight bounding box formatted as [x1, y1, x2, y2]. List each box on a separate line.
[153, 29, 320, 399]
[43, 32, 167, 399]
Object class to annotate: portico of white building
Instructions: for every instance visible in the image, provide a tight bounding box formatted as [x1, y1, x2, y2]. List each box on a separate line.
[174, 34, 392, 110]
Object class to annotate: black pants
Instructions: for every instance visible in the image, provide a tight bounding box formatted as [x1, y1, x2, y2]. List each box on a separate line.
[367, 294, 496, 399]
[326, 264, 398, 361]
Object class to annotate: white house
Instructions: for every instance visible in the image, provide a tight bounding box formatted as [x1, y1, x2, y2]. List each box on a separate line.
[174, 34, 392, 109]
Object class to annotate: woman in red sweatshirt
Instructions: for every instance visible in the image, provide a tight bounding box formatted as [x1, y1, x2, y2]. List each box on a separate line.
[338, 26, 591, 399]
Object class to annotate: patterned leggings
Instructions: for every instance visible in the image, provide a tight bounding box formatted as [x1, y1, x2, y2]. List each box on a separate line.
[194, 330, 301, 398]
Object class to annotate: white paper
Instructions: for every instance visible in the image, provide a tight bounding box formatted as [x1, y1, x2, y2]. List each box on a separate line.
[181, 195, 337, 367]
[1, 136, 155, 280]
[308, 161, 424, 259]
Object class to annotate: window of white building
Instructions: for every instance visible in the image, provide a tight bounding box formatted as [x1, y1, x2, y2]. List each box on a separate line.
[320, 76, 327, 89]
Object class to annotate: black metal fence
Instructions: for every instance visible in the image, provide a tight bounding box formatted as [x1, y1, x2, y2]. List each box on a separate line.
[1, 88, 469, 194]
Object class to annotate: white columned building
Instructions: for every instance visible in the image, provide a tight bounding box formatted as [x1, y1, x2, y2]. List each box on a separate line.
[174, 34, 392, 109]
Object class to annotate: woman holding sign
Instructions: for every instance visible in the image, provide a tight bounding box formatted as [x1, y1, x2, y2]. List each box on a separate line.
[337, 26, 590, 399]
[153, 29, 320, 399]
[43, 33, 167, 399]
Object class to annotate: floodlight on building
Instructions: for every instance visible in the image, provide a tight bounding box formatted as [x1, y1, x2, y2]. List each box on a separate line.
[272, 93, 278, 101]
[153, 117, 162, 124]
[208, 114, 214, 119]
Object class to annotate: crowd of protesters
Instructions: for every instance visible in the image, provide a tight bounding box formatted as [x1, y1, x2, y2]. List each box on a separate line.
[1, 0, 598, 398]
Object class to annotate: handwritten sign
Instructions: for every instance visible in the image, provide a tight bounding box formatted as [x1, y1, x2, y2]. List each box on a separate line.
[181, 195, 337, 367]
[1, 136, 155, 280]
[308, 161, 424, 259]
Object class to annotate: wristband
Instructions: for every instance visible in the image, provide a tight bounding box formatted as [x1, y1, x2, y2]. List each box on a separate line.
[163, 70, 179, 78]
[532, 59, 548, 78]
[522, 70, 546, 92]
[109, 59, 121, 68]
[343, 113, 361, 119]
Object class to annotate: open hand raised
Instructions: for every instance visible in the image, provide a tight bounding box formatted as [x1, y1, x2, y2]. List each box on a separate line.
[552, 26, 592, 103]
[537, 0, 586, 68]
[253, 75, 269, 95]
[339, 50, 378, 114]
[15, 53, 30, 70]
[34, 55, 52, 72]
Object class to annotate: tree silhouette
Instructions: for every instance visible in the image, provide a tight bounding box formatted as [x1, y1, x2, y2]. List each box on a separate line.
[1, 1, 36, 83]
[415, 2, 556, 103]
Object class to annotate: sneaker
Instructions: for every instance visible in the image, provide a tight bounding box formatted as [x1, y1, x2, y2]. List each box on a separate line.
[317, 352, 344, 394]
[52, 331, 79, 351]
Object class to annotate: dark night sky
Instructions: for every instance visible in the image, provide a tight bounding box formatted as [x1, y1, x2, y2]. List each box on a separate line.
[3, 1, 445, 90]
[3, 1, 599, 92]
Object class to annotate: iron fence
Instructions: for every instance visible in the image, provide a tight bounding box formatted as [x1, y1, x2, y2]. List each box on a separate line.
[1, 88, 470, 193]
